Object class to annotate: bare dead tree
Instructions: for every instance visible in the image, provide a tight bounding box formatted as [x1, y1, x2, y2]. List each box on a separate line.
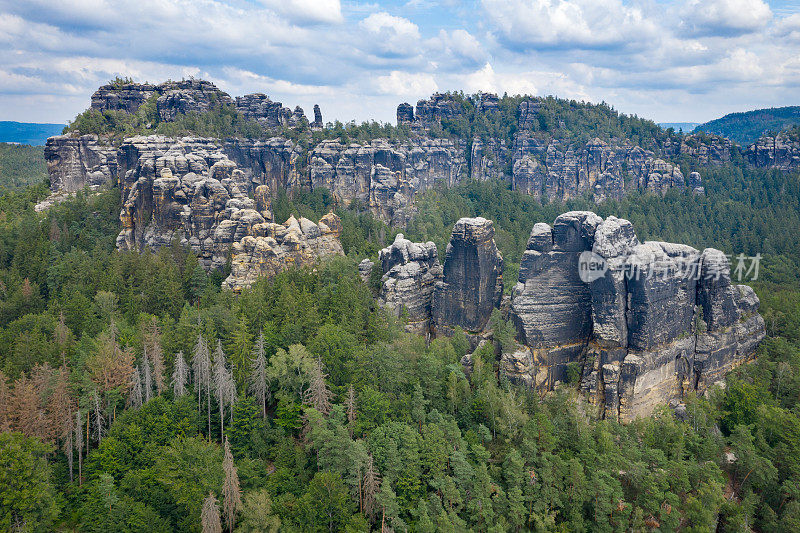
[222, 438, 242, 532]
[213, 341, 230, 438]
[193, 334, 212, 434]
[142, 347, 153, 404]
[303, 357, 333, 416]
[172, 351, 190, 397]
[345, 384, 357, 432]
[91, 389, 105, 444]
[146, 319, 166, 395]
[74, 410, 83, 485]
[248, 332, 268, 420]
[363, 453, 381, 520]
[201, 492, 223, 533]
[127, 366, 143, 409]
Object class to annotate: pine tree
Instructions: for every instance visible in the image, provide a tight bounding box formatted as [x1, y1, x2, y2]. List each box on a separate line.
[222, 438, 242, 532]
[0, 369, 10, 432]
[9, 372, 44, 439]
[213, 341, 229, 438]
[201, 492, 223, 533]
[345, 384, 357, 432]
[172, 351, 190, 397]
[303, 358, 333, 416]
[127, 366, 143, 409]
[146, 319, 166, 395]
[91, 390, 105, 444]
[54, 311, 70, 365]
[193, 334, 212, 433]
[75, 410, 83, 485]
[248, 332, 268, 420]
[47, 365, 74, 449]
[363, 453, 381, 520]
[142, 348, 153, 404]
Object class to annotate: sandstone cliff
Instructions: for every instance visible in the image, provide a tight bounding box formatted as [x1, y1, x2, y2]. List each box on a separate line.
[506, 212, 765, 421]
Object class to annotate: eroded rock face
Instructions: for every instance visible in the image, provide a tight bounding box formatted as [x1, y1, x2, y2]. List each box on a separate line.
[91, 82, 158, 113]
[44, 134, 118, 193]
[747, 130, 800, 171]
[511, 133, 687, 202]
[433, 217, 503, 334]
[377, 234, 442, 333]
[224, 213, 344, 291]
[156, 80, 233, 122]
[235, 93, 295, 130]
[113, 135, 345, 283]
[508, 212, 765, 422]
[511, 212, 602, 387]
[308, 138, 466, 223]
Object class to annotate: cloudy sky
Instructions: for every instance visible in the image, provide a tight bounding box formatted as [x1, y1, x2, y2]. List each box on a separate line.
[1, 0, 799, 125]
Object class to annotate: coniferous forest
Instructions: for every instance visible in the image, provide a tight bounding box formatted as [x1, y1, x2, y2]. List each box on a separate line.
[0, 139, 800, 532]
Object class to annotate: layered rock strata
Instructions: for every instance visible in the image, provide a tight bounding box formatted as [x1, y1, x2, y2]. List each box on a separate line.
[506, 212, 765, 421]
[432, 217, 503, 334]
[45, 134, 118, 193]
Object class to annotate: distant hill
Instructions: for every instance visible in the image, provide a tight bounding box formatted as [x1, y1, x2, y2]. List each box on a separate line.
[658, 122, 699, 132]
[0, 121, 64, 145]
[694, 106, 800, 145]
[0, 143, 48, 190]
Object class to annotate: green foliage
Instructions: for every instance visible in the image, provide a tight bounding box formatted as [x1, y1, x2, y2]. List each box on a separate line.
[0, 143, 49, 191]
[0, 432, 59, 532]
[696, 106, 800, 145]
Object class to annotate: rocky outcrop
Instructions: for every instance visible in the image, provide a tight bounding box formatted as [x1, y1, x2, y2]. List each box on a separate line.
[155, 80, 233, 122]
[224, 213, 344, 291]
[308, 138, 466, 223]
[312, 105, 323, 130]
[396, 103, 414, 124]
[677, 134, 734, 165]
[506, 212, 765, 422]
[377, 234, 442, 333]
[747, 129, 800, 171]
[91, 82, 158, 113]
[234, 93, 294, 130]
[433, 218, 503, 334]
[510, 212, 603, 387]
[44, 134, 118, 193]
[510, 133, 688, 202]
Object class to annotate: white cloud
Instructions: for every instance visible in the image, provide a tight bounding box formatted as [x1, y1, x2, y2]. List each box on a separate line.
[259, 0, 343, 24]
[480, 0, 658, 50]
[359, 12, 422, 58]
[680, 0, 772, 37]
[374, 70, 438, 96]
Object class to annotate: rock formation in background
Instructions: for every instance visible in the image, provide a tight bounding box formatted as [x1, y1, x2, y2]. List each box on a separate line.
[377, 234, 441, 333]
[747, 129, 800, 171]
[432, 217, 503, 335]
[312, 105, 323, 130]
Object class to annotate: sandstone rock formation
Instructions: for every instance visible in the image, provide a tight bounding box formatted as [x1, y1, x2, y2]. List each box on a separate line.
[44, 134, 118, 193]
[746, 129, 800, 171]
[505, 212, 765, 421]
[224, 213, 344, 291]
[433, 217, 503, 334]
[377, 234, 442, 333]
[308, 138, 466, 223]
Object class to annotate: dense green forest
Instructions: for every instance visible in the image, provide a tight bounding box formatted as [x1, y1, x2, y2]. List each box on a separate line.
[695, 106, 800, 145]
[0, 143, 49, 191]
[1, 150, 800, 532]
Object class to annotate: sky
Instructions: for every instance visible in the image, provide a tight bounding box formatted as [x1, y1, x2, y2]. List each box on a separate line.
[1, 0, 800, 125]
